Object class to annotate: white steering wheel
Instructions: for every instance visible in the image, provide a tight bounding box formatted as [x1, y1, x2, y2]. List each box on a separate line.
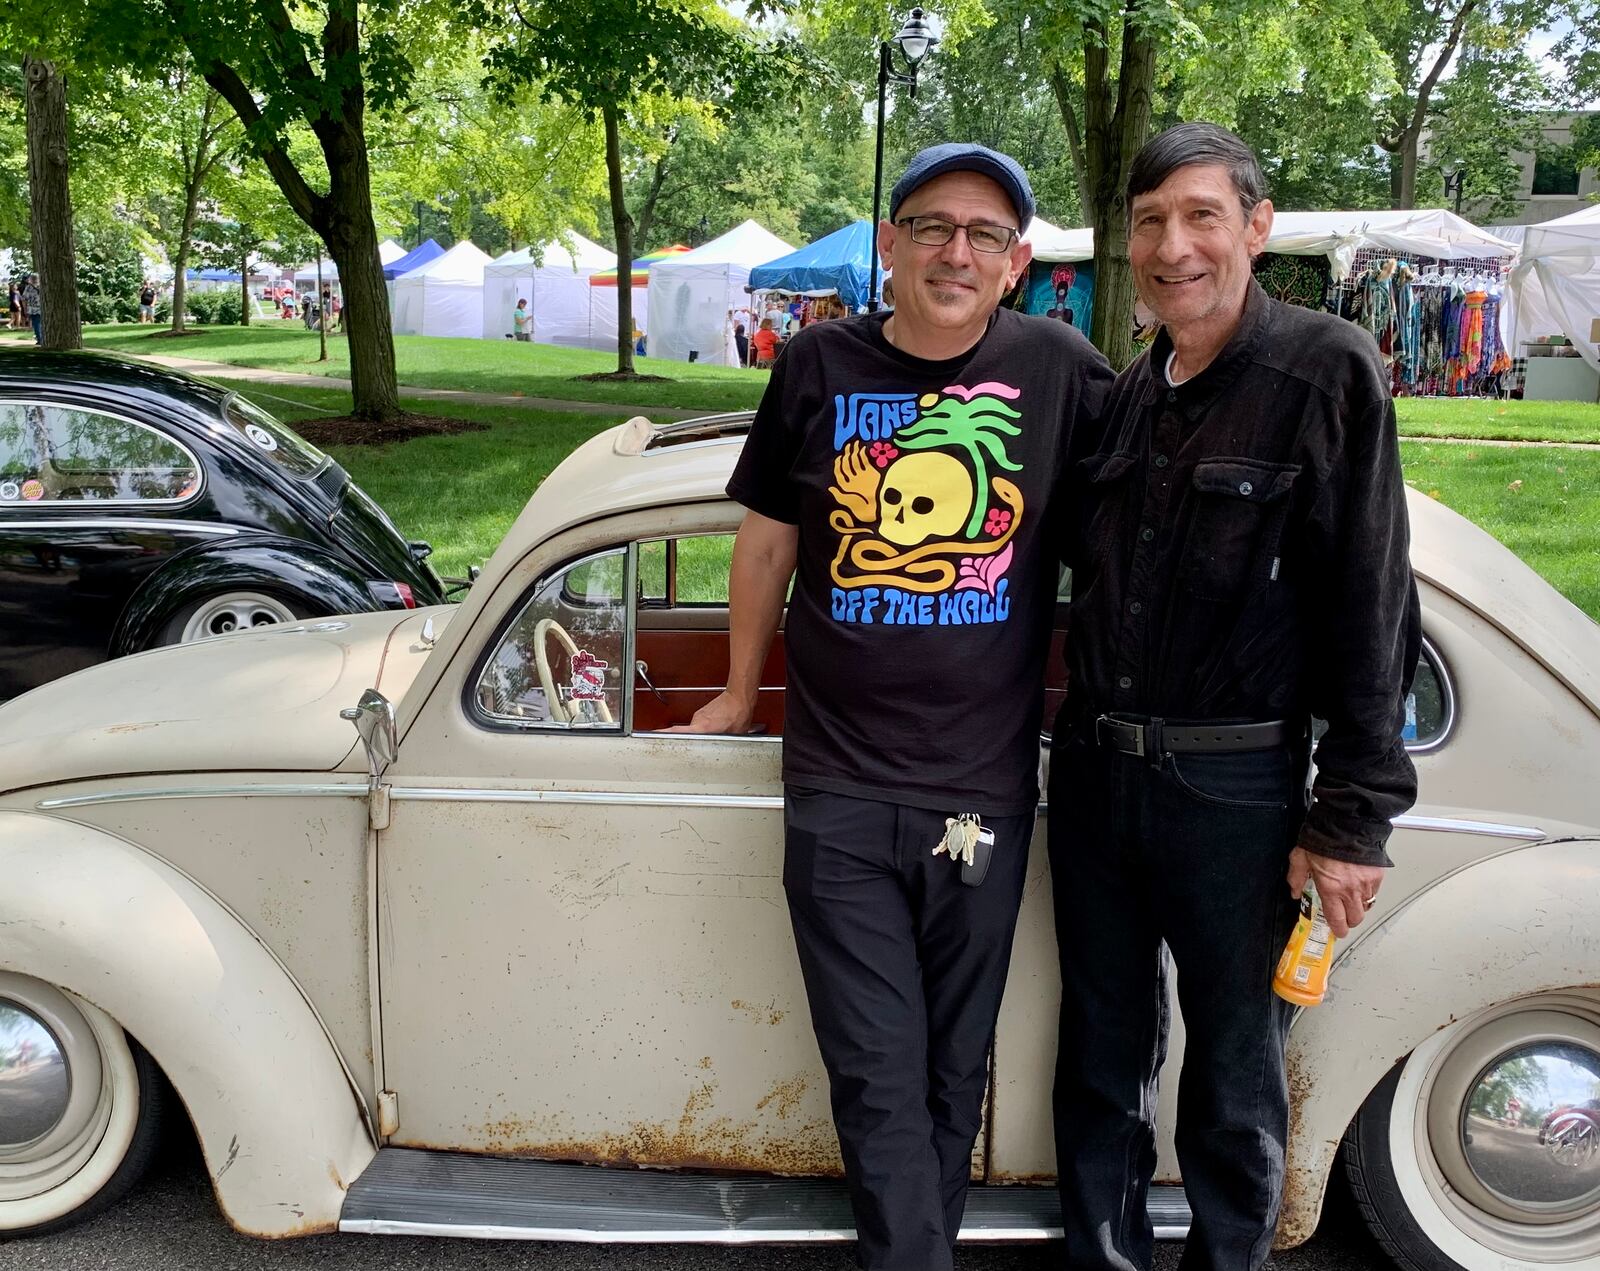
[532, 618, 613, 726]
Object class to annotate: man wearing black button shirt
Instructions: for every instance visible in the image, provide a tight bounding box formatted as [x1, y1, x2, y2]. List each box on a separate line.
[1050, 123, 1421, 1271]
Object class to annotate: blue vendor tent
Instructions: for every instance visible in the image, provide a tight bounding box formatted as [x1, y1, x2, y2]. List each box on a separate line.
[383, 237, 445, 280]
[748, 220, 874, 310]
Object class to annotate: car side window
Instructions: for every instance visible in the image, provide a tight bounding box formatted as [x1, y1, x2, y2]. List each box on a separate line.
[474, 547, 627, 730]
[0, 402, 199, 506]
[1308, 638, 1454, 753]
[638, 535, 738, 606]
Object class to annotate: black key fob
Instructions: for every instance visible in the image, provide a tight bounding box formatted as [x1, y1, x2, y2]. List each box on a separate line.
[961, 827, 996, 887]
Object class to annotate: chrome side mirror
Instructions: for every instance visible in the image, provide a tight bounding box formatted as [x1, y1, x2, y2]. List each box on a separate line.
[340, 688, 397, 788]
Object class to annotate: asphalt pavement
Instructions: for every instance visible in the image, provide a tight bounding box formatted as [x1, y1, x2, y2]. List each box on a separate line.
[0, 1137, 1392, 1271]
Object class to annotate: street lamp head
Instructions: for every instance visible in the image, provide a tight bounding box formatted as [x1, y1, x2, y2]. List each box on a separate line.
[1441, 159, 1464, 181]
[893, 8, 938, 67]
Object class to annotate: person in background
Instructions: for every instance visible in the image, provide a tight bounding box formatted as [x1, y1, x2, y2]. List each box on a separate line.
[281, 290, 296, 321]
[7, 281, 19, 329]
[21, 274, 41, 344]
[138, 281, 156, 323]
[733, 321, 749, 367]
[513, 298, 532, 341]
[750, 317, 779, 369]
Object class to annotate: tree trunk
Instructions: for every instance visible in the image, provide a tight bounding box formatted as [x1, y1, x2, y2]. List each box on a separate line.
[170, 197, 199, 332]
[1080, 4, 1155, 371]
[240, 242, 250, 326]
[1392, 131, 1419, 209]
[603, 101, 636, 375]
[321, 120, 400, 420]
[23, 56, 82, 350]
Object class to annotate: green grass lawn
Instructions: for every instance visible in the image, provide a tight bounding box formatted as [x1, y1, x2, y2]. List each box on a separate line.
[1395, 397, 1600, 444]
[5, 321, 769, 413]
[1400, 441, 1600, 619]
[240, 383, 1600, 621]
[229, 384, 626, 579]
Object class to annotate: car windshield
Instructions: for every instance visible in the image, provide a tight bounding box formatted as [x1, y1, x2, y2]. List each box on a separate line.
[221, 395, 329, 478]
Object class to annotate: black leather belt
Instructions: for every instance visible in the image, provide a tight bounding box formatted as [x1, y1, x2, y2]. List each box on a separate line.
[1093, 713, 1290, 758]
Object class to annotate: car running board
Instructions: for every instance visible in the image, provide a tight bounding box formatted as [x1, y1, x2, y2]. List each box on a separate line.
[340, 1148, 1192, 1243]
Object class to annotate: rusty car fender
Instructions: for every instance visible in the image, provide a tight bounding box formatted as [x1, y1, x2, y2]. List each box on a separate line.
[1275, 835, 1600, 1248]
[0, 811, 375, 1236]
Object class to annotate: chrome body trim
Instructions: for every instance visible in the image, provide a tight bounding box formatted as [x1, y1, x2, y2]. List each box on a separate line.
[0, 519, 243, 535]
[1391, 814, 1545, 841]
[390, 788, 785, 811]
[34, 784, 365, 810]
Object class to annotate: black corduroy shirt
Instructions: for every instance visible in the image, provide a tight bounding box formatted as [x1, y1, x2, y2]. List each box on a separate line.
[1059, 281, 1421, 865]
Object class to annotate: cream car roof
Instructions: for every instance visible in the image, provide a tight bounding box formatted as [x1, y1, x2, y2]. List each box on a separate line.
[483, 415, 1600, 719]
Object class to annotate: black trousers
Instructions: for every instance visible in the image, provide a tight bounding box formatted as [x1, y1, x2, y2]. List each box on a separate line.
[1048, 728, 1305, 1271]
[783, 786, 1033, 1271]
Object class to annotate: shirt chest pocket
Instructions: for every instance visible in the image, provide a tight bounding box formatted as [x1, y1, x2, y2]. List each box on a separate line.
[1179, 458, 1300, 602]
[1078, 450, 1138, 559]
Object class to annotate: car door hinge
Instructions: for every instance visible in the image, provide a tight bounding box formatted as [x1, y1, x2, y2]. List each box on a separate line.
[368, 784, 391, 831]
[377, 1089, 400, 1137]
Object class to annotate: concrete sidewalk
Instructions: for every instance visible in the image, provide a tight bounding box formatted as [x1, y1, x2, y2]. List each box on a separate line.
[12, 345, 716, 421]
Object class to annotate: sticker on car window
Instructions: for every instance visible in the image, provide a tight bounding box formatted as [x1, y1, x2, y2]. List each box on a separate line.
[21, 479, 43, 501]
[569, 650, 609, 702]
[0, 481, 18, 501]
[244, 423, 279, 452]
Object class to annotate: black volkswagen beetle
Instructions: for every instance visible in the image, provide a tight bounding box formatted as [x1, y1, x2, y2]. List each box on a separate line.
[0, 351, 447, 701]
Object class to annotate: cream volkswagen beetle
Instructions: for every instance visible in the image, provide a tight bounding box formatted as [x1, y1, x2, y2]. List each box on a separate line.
[2, 413, 1598, 1271]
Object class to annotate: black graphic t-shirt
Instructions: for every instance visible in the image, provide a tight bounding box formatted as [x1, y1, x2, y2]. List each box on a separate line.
[728, 308, 1112, 815]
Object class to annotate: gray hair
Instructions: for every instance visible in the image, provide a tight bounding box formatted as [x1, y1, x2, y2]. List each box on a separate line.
[1126, 123, 1267, 225]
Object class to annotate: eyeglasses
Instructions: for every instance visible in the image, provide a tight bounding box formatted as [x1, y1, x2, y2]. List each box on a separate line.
[896, 217, 1019, 254]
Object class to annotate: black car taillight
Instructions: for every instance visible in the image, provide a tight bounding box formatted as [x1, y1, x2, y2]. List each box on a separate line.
[368, 581, 417, 609]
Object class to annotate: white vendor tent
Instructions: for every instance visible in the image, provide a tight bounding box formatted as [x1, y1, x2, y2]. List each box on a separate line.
[1025, 217, 1093, 262]
[391, 241, 492, 338]
[648, 220, 795, 365]
[1028, 209, 1517, 277]
[293, 260, 339, 288]
[378, 238, 406, 267]
[480, 232, 618, 348]
[1509, 204, 1600, 372]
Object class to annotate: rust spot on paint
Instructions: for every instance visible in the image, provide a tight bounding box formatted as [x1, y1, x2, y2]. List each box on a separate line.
[1275, 1062, 1326, 1249]
[462, 1082, 843, 1176]
[730, 998, 787, 1026]
[105, 722, 157, 734]
[327, 1161, 346, 1191]
[698, 1055, 713, 1070]
[755, 1075, 808, 1120]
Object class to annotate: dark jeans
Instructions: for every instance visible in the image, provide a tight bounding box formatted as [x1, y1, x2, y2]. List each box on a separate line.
[29, 313, 40, 343]
[1048, 727, 1305, 1271]
[783, 786, 1032, 1271]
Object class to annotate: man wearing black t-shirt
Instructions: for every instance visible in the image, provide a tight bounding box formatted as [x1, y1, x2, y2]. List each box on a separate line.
[674, 143, 1112, 1270]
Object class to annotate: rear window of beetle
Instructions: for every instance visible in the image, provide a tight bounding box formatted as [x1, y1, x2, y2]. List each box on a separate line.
[222, 395, 328, 477]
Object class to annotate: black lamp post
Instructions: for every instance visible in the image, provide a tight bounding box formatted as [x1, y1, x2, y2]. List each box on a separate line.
[867, 8, 938, 312]
[1442, 162, 1466, 216]
[697, 214, 710, 245]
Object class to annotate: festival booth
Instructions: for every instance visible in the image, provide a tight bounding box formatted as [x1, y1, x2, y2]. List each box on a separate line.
[1019, 217, 1096, 334]
[391, 240, 492, 338]
[378, 239, 407, 267]
[480, 232, 617, 347]
[648, 221, 795, 365]
[748, 220, 875, 311]
[382, 237, 445, 310]
[1507, 205, 1600, 400]
[587, 245, 689, 346]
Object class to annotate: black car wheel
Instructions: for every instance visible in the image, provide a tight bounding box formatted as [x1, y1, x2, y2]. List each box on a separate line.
[160, 591, 307, 645]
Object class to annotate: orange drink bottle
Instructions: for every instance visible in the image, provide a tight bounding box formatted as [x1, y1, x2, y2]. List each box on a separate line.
[1273, 883, 1336, 1005]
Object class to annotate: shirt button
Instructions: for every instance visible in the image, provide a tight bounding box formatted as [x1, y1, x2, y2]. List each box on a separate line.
[1166, 391, 1177, 403]
[1239, 480, 1254, 496]
[1153, 454, 1169, 468]
[1140, 527, 1155, 542]
[1130, 601, 1142, 615]
[1118, 675, 1133, 690]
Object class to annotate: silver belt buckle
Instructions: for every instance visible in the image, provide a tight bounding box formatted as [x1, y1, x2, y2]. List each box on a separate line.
[1097, 714, 1144, 756]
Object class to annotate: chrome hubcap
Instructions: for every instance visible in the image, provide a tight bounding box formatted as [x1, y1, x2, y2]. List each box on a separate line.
[0, 1001, 70, 1150]
[181, 592, 296, 642]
